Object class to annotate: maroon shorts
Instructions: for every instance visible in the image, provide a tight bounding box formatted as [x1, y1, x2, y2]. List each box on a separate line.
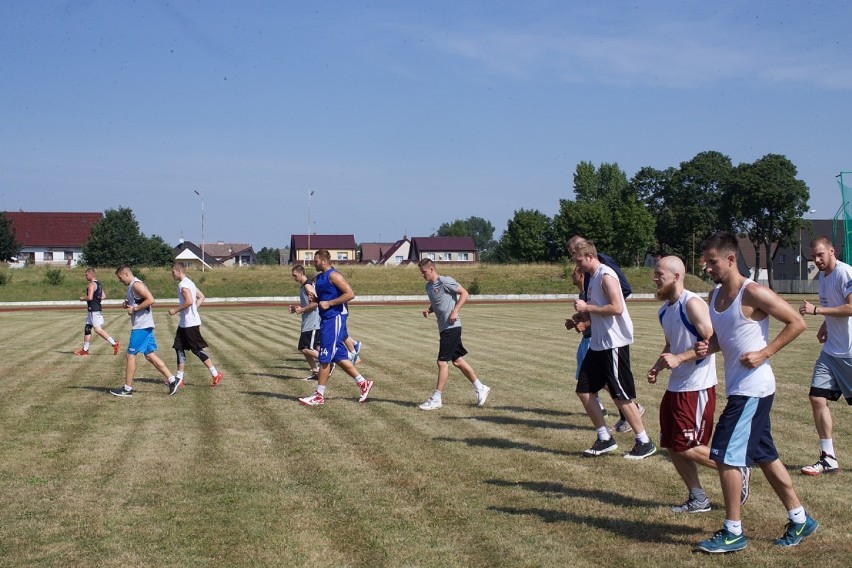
[659, 387, 716, 452]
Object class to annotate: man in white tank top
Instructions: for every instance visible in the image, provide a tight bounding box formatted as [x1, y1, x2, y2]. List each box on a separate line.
[798, 236, 852, 476]
[647, 256, 720, 514]
[694, 232, 817, 553]
[572, 240, 656, 460]
[109, 265, 178, 397]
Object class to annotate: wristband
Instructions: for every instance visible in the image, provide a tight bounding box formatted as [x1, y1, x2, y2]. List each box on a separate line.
[814, 306, 818, 315]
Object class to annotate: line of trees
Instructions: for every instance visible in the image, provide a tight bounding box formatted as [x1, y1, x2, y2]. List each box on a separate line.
[442, 151, 811, 283]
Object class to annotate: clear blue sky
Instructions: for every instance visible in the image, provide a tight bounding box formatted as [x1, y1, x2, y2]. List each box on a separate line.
[2, 1, 849, 248]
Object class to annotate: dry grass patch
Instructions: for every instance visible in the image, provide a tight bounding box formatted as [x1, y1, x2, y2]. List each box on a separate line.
[0, 301, 848, 567]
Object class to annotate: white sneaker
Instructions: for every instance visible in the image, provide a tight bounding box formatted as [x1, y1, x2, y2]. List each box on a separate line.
[476, 385, 491, 407]
[419, 397, 442, 411]
[801, 452, 840, 476]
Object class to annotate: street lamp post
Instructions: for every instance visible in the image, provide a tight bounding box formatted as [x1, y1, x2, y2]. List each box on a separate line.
[307, 189, 314, 260]
[194, 190, 205, 272]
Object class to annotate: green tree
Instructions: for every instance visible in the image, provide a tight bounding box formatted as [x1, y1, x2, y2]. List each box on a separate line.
[721, 154, 810, 287]
[437, 216, 497, 253]
[256, 246, 281, 265]
[496, 209, 555, 262]
[0, 212, 22, 262]
[552, 162, 655, 266]
[83, 207, 174, 266]
[633, 151, 732, 271]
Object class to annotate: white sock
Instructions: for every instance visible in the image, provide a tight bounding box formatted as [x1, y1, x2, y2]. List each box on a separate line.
[209, 366, 218, 376]
[820, 439, 835, 456]
[176, 371, 184, 380]
[472, 379, 484, 390]
[316, 385, 326, 395]
[433, 389, 442, 401]
[123, 384, 132, 392]
[723, 519, 743, 535]
[353, 374, 365, 384]
[168, 376, 176, 384]
[108, 337, 116, 346]
[596, 427, 611, 441]
[788, 506, 806, 524]
[83, 341, 90, 351]
[635, 431, 650, 444]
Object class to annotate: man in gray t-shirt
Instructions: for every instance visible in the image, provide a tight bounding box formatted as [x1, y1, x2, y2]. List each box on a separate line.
[418, 258, 490, 410]
[290, 264, 322, 380]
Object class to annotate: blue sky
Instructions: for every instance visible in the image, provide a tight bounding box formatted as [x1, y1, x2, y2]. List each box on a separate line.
[2, 1, 850, 249]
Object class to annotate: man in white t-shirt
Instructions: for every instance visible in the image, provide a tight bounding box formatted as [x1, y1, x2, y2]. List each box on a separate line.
[167, 263, 223, 387]
[798, 236, 852, 476]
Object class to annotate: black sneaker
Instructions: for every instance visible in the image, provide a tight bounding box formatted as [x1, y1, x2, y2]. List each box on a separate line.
[583, 437, 618, 457]
[624, 440, 657, 460]
[168, 376, 184, 396]
[109, 387, 132, 397]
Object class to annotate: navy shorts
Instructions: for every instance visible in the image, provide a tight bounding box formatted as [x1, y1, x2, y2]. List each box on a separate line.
[709, 394, 778, 467]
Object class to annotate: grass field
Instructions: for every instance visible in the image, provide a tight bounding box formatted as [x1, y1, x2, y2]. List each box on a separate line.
[0, 301, 849, 567]
[0, 263, 712, 302]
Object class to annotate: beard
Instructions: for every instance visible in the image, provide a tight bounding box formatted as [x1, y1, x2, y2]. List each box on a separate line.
[655, 281, 678, 301]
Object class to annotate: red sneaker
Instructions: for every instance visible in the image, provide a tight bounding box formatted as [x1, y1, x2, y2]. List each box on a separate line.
[73, 348, 89, 356]
[113, 342, 120, 355]
[212, 372, 223, 387]
[299, 391, 325, 406]
[358, 379, 374, 403]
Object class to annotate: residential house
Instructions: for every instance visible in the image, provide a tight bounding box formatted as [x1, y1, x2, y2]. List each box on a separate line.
[379, 237, 412, 265]
[173, 240, 221, 270]
[3, 211, 103, 267]
[769, 219, 846, 281]
[360, 242, 396, 264]
[202, 241, 257, 266]
[289, 234, 357, 265]
[408, 236, 477, 263]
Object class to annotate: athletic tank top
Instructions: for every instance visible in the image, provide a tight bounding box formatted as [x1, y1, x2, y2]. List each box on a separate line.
[315, 268, 344, 320]
[588, 264, 633, 350]
[658, 290, 717, 392]
[709, 280, 774, 397]
[127, 277, 155, 330]
[86, 280, 103, 312]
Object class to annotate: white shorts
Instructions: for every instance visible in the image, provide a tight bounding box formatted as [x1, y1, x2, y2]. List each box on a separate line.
[86, 311, 105, 328]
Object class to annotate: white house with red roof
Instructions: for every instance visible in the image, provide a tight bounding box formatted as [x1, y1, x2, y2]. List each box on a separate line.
[289, 234, 357, 265]
[3, 211, 103, 267]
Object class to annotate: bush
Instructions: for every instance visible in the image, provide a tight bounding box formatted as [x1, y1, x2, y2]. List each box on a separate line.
[468, 277, 481, 295]
[43, 268, 65, 286]
[0, 271, 10, 286]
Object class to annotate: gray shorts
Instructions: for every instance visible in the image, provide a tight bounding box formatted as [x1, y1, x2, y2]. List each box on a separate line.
[810, 351, 852, 403]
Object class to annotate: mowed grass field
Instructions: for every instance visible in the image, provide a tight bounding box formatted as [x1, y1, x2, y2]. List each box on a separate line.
[0, 301, 850, 567]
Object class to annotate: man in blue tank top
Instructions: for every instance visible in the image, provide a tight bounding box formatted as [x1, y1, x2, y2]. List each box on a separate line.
[298, 250, 374, 406]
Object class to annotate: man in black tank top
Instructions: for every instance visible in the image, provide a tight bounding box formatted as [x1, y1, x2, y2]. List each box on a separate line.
[74, 268, 119, 356]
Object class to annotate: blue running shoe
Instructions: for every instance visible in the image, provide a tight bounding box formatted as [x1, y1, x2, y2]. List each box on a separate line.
[696, 529, 747, 553]
[775, 515, 818, 547]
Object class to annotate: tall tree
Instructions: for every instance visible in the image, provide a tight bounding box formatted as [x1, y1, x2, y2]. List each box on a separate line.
[553, 161, 655, 266]
[0, 212, 22, 262]
[721, 154, 810, 287]
[437, 216, 497, 253]
[256, 246, 281, 265]
[632, 151, 732, 269]
[83, 207, 173, 266]
[496, 209, 555, 262]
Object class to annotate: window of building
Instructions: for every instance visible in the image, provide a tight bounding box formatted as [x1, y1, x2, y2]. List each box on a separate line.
[779, 253, 786, 264]
[43, 251, 54, 261]
[64, 250, 74, 261]
[459, 252, 469, 261]
[337, 252, 349, 260]
[395, 255, 404, 263]
[427, 253, 435, 260]
[304, 252, 313, 261]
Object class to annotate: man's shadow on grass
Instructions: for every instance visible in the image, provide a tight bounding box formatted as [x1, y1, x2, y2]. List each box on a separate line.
[490, 405, 576, 418]
[485, 478, 660, 509]
[434, 436, 573, 457]
[243, 391, 303, 402]
[487, 505, 701, 544]
[442, 414, 586, 431]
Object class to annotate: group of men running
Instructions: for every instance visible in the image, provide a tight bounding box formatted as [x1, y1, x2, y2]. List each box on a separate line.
[74, 231, 847, 553]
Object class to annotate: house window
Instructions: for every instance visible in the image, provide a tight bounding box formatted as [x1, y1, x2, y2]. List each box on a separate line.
[337, 252, 349, 261]
[427, 253, 435, 260]
[43, 251, 54, 261]
[304, 252, 313, 261]
[395, 255, 404, 263]
[459, 252, 469, 261]
[438, 253, 447, 261]
[779, 253, 786, 264]
[64, 251, 74, 261]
